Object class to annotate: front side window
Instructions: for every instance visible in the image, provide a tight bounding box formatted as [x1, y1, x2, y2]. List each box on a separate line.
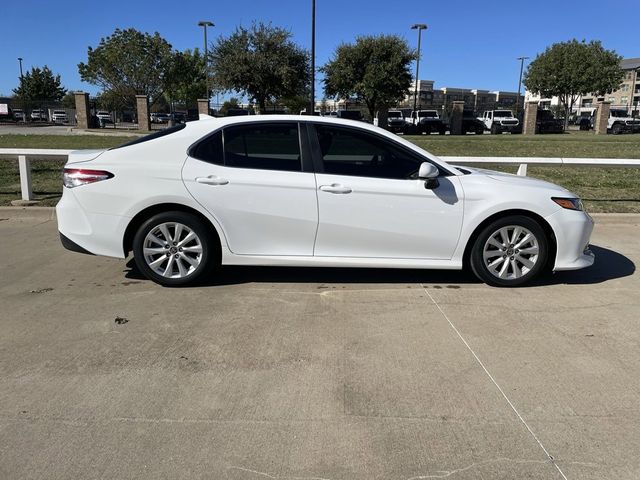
[315, 125, 424, 179]
[223, 123, 301, 171]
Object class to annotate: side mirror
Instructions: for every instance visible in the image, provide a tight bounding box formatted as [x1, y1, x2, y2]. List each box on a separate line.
[418, 162, 439, 189]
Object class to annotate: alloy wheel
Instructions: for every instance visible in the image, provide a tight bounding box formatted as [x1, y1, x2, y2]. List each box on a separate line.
[482, 225, 539, 280]
[142, 222, 203, 278]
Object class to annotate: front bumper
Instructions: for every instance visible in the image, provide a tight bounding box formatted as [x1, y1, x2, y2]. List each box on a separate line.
[545, 208, 595, 271]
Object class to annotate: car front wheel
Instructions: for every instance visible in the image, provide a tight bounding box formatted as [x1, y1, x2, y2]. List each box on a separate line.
[133, 211, 217, 287]
[470, 216, 548, 287]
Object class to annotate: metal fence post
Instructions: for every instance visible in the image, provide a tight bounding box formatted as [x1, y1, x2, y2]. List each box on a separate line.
[18, 155, 33, 201]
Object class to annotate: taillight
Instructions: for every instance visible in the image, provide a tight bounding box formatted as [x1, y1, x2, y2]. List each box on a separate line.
[63, 168, 113, 188]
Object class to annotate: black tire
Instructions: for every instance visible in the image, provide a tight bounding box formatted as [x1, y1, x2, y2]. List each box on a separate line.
[476, 128, 484, 135]
[491, 124, 499, 135]
[469, 215, 549, 287]
[611, 123, 623, 135]
[133, 211, 218, 287]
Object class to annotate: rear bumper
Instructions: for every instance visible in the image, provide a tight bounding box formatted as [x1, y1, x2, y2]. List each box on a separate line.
[56, 187, 129, 258]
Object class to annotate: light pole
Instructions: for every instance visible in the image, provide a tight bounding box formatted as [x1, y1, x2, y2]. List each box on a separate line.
[309, 0, 316, 115]
[411, 24, 427, 123]
[516, 56, 529, 116]
[198, 21, 214, 103]
[17, 57, 24, 82]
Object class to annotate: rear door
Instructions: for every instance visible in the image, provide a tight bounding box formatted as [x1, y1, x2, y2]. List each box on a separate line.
[182, 122, 318, 256]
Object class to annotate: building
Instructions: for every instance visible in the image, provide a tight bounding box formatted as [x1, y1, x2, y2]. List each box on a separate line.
[402, 80, 523, 116]
[525, 57, 640, 114]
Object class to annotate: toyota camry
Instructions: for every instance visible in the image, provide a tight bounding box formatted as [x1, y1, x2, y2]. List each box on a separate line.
[56, 115, 594, 287]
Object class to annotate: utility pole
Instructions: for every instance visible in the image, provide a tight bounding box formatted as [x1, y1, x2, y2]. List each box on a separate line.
[309, 0, 316, 115]
[198, 21, 214, 103]
[17, 57, 24, 81]
[411, 24, 427, 123]
[516, 56, 529, 116]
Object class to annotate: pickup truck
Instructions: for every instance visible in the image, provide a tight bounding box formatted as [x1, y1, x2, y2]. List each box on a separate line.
[386, 110, 407, 133]
[51, 110, 68, 124]
[480, 110, 521, 134]
[410, 110, 447, 134]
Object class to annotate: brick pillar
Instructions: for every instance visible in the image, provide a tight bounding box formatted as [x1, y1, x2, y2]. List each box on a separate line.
[594, 101, 611, 135]
[449, 101, 465, 135]
[197, 99, 210, 116]
[136, 95, 150, 131]
[74, 92, 90, 129]
[523, 101, 538, 135]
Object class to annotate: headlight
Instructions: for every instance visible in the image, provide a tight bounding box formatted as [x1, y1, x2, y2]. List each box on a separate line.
[551, 197, 584, 211]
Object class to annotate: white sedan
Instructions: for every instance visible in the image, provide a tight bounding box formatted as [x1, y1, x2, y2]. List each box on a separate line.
[56, 115, 594, 287]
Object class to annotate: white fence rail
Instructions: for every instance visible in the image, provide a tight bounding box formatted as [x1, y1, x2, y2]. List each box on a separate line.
[1, 148, 640, 202]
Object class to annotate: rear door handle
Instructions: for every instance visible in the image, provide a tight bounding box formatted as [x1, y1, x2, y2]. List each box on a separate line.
[319, 184, 352, 194]
[196, 175, 229, 186]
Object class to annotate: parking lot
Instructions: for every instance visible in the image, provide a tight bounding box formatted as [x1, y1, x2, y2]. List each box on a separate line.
[0, 208, 638, 479]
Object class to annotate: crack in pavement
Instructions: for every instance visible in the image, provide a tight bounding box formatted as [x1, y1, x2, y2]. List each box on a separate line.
[421, 285, 569, 480]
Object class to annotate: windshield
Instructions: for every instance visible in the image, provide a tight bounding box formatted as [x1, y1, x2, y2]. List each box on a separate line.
[610, 110, 629, 118]
[388, 112, 402, 118]
[494, 110, 513, 118]
[418, 111, 437, 118]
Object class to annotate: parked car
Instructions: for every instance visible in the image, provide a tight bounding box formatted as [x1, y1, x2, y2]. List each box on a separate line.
[410, 110, 447, 134]
[576, 111, 594, 131]
[608, 109, 640, 135]
[335, 110, 364, 121]
[386, 110, 407, 133]
[151, 112, 171, 124]
[170, 112, 186, 124]
[0, 104, 13, 122]
[480, 110, 521, 134]
[13, 108, 25, 122]
[30, 109, 47, 121]
[461, 110, 485, 134]
[96, 111, 113, 128]
[226, 108, 250, 117]
[536, 110, 564, 134]
[51, 110, 68, 124]
[57, 115, 594, 288]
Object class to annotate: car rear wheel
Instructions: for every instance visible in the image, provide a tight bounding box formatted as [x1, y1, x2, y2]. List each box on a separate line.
[133, 211, 217, 287]
[470, 215, 548, 287]
[611, 123, 623, 135]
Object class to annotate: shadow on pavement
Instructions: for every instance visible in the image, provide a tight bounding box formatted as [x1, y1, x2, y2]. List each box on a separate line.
[548, 245, 635, 285]
[123, 245, 634, 287]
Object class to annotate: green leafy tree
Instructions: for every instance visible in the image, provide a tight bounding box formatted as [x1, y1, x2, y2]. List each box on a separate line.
[61, 91, 77, 108]
[164, 49, 207, 108]
[78, 28, 173, 106]
[218, 97, 240, 116]
[524, 40, 624, 125]
[322, 35, 415, 119]
[210, 22, 309, 113]
[13, 66, 66, 101]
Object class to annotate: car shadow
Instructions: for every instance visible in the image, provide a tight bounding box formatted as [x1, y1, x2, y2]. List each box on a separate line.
[123, 244, 634, 287]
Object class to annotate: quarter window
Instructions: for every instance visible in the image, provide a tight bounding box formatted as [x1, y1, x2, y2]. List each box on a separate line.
[315, 125, 424, 179]
[223, 123, 301, 171]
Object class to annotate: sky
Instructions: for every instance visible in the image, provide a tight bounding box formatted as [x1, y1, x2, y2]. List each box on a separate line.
[1, 0, 638, 100]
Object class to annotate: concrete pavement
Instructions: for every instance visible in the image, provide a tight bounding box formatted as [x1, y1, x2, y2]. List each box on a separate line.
[0, 211, 638, 479]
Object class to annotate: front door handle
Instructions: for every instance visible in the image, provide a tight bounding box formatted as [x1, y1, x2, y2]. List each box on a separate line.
[196, 175, 229, 186]
[319, 184, 352, 194]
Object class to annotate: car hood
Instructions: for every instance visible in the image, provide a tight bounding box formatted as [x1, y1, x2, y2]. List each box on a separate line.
[454, 166, 574, 195]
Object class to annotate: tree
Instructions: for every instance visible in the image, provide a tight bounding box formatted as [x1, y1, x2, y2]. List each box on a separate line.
[13, 66, 66, 101]
[322, 35, 415, 119]
[78, 28, 173, 106]
[218, 97, 240, 116]
[524, 40, 624, 126]
[61, 91, 77, 109]
[164, 49, 207, 109]
[210, 22, 309, 113]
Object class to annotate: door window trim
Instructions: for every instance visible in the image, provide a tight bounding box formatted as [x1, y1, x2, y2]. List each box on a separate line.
[307, 123, 453, 178]
[187, 120, 313, 173]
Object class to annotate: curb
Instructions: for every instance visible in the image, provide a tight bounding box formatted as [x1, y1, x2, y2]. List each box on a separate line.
[0, 206, 56, 221]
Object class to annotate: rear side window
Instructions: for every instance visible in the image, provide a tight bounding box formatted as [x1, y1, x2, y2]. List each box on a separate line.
[223, 123, 301, 171]
[189, 131, 223, 165]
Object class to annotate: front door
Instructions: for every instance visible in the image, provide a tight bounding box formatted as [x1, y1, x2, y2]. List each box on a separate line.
[310, 124, 464, 259]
